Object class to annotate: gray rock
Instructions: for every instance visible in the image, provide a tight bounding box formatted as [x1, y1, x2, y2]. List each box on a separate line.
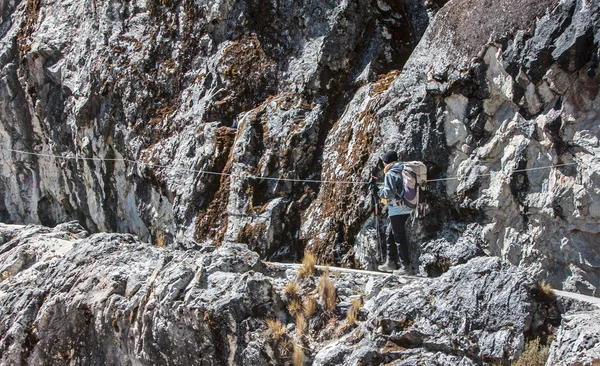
[0, 0, 436, 258]
[1, 0, 600, 363]
[2, 223, 600, 365]
[0, 0, 598, 301]
[311, 0, 600, 295]
[547, 310, 600, 365]
[0, 224, 277, 365]
[313, 257, 561, 365]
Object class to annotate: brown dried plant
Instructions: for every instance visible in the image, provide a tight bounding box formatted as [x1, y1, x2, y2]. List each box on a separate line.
[293, 343, 305, 366]
[318, 270, 337, 313]
[303, 295, 317, 318]
[347, 307, 357, 326]
[288, 298, 301, 316]
[513, 337, 549, 366]
[279, 339, 293, 356]
[285, 281, 300, 299]
[317, 268, 329, 298]
[540, 281, 555, 298]
[347, 297, 362, 326]
[298, 250, 317, 279]
[296, 314, 307, 337]
[265, 318, 286, 342]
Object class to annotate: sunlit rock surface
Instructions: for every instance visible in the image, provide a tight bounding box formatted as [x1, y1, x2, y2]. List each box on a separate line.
[4, 223, 596, 365]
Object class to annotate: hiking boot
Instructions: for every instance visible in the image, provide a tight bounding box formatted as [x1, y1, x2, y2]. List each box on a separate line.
[392, 267, 409, 276]
[378, 260, 399, 273]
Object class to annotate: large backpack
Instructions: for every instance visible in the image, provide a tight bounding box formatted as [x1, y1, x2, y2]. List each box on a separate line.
[400, 161, 427, 213]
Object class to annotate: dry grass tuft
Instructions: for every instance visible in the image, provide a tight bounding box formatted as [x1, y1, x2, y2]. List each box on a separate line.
[285, 281, 300, 299]
[296, 314, 307, 337]
[303, 295, 317, 318]
[279, 338, 293, 356]
[347, 297, 362, 326]
[513, 338, 549, 366]
[288, 298, 301, 316]
[347, 307, 357, 326]
[298, 251, 317, 279]
[293, 343, 305, 366]
[318, 269, 337, 313]
[265, 318, 286, 342]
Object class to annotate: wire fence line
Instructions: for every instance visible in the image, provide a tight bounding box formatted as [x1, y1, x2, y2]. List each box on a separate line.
[425, 162, 578, 183]
[2, 147, 578, 186]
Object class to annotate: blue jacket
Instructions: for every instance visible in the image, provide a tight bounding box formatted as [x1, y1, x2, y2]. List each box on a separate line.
[378, 162, 413, 216]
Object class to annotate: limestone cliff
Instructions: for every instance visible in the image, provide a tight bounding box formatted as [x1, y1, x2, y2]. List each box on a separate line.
[3, 223, 598, 365]
[0, 0, 442, 255]
[0, 0, 598, 297]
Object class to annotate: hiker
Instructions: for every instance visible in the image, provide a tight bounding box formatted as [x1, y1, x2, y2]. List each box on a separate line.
[370, 150, 412, 275]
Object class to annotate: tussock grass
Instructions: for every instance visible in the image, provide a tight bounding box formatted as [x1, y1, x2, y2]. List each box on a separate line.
[512, 338, 549, 366]
[298, 251, 317, 279]
[288, 298, 301, 316]
[296, 314, 307, 337]
[347, 298, 362, 326]
[285, 281, 300, 299]
[303, 295, 317, 318]
[347, 307, 357, 326]
[265, 318, 286, 342]
[293, 343, 305, 366]
[318, 269, 337, 313]
[279, 339, 292, 356]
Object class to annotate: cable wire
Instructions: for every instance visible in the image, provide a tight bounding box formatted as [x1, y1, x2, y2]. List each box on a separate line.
[2, 147, 578, 185]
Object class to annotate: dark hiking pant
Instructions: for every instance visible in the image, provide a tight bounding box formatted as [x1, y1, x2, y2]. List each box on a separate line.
[386, 214, 409, 266]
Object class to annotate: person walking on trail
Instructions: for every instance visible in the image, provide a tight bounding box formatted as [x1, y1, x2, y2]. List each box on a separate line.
[372, 150, 413, 275]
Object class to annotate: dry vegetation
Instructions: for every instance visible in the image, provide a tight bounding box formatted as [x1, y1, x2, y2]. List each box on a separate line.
[540, 281, 555, 298]
[303, 296, 317, 318]
[293, 343, 305, 366]
[285, 281, 300, 299]
[266, 318, 286, 342]
[278, 339, 293, 357]
[347, 297, 362, 326]
[298, 251, 317, 279]
[296, 314, 307, 337]
[265, 263, 344, 363]
[288, 298, 301, 316]
[318, 269, 337, 313]
[512, 338, 549, 366]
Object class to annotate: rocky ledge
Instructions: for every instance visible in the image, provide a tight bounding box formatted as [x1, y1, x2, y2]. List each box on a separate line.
[1, 223, 598, 365]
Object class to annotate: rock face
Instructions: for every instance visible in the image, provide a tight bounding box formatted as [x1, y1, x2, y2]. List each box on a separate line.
[547, 309, 600, 365]
[3, 223, 592, 365]
[311, 0, 600, 296]
[313, 256, 560, 365]
[2, 0, 600, 363]
[0, 0, 442, 257]
[0, 0, 598, 301]
[0, 222, 275, 365]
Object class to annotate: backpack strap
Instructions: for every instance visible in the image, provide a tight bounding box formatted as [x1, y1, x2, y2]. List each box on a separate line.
[387, 167, 404, 201]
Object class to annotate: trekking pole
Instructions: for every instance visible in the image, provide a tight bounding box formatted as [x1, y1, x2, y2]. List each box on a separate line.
[369, 177, 384, 262]
[373, 194, 383, 262]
